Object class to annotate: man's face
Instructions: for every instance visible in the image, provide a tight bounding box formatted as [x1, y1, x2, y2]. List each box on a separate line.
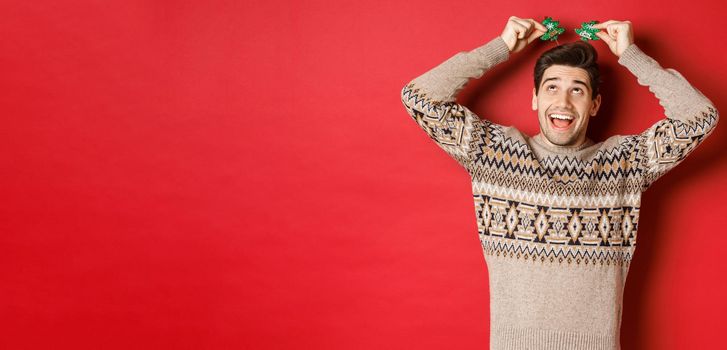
[532, 64, 601, 147]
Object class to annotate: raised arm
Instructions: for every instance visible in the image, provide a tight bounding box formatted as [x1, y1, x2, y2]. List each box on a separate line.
[593, 20, 719, 191]
[617, 43, 719, 191]
[400, 17, 546, 170]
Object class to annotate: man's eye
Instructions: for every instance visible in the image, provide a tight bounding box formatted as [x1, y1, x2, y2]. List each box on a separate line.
[573, 88, 582, 93]
[547, 85, 556, 91]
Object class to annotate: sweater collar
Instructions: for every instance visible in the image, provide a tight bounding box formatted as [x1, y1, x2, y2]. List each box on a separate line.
[531, 133, 595, 155]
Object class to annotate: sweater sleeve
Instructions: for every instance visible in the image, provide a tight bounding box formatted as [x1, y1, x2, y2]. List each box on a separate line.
[400, 35, 511, 170]
[617, 43, 719, 191]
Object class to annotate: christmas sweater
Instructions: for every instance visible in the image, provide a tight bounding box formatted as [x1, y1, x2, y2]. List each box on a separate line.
[400, 35, 718, 349]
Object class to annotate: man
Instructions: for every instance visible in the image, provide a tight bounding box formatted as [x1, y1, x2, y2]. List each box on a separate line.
[400, 16, 718, 349]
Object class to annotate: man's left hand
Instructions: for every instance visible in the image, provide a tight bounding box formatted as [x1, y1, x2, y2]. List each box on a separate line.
[593, 20, 634, 57]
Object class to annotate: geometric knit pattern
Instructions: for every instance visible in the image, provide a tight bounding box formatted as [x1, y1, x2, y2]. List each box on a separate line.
[402, 82, 717, 268]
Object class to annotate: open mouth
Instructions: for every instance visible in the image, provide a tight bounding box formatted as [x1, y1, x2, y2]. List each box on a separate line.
[548, 113, 575, 131]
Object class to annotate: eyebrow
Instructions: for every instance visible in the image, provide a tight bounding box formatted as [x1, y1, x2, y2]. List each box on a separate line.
[541, 77, 590, 91]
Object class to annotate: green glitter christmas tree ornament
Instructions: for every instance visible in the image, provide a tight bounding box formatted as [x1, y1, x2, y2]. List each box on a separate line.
[575, 20, 600, 41]
[540, 17, 565, 43]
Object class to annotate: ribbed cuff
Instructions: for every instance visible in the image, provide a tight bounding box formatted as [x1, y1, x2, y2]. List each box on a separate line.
[491, 326, 619, 350]
[472, 35, 511, 67]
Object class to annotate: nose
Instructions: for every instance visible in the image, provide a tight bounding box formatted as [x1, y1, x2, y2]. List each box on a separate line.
[555, 91, 572, 108]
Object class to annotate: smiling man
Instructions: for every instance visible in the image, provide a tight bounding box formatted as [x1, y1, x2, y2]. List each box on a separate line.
[400, 16, 718, 349]
[533, 54, 602, 147]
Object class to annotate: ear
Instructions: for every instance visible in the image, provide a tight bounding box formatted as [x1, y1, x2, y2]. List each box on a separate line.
[590, 94, 602, 116]
[531, 87, 537, 111]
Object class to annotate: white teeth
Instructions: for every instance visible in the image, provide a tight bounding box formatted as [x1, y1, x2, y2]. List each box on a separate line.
[549, 113, 574, 120]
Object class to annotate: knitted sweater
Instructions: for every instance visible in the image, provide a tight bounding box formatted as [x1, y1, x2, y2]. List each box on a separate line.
[400, 35, 718, 349]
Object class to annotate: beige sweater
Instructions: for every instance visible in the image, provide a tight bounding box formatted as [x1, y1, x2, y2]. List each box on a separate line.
[400, 35, 718, 349]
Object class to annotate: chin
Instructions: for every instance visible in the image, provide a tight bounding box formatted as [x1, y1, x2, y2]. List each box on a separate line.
[543, 131, 578, 146]
[541, 120, 582, 143]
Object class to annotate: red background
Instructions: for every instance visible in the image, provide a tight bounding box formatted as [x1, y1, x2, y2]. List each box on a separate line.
[1, 1, 726, 349]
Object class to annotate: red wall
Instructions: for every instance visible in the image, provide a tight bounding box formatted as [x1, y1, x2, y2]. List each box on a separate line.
[1, 1, 725, 349]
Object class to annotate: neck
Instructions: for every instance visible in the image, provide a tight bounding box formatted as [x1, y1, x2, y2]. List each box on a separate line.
[532, 133, 594, 154]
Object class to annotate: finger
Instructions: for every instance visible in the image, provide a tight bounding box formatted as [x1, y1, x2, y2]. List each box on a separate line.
[526, 28, 543, 44]
[520, 18, 543, 31]
[615, 23, 631, 33]
[512, 18, 533, 36]
[616, 23, 632, 41]
[512, 17, 530, 27]
[607, 25, 619, 38]
[593, 19, 619, 29]
[512, 22, 528, 39]
[528, 19, 548, 34]
[592, 20, 616, 30]
[595, 31, 615, 46]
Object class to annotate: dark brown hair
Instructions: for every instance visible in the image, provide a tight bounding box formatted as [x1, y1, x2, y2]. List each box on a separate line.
[534, 41, 601, 100]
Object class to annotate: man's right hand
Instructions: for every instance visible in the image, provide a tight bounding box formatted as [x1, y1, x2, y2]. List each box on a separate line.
[500, 16, 547, 53]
